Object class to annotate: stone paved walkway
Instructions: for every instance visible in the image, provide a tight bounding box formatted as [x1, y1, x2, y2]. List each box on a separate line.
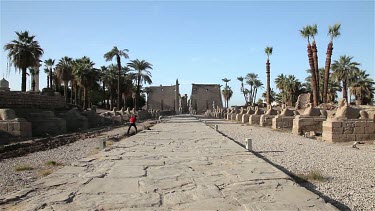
[1, 115, 337, 210]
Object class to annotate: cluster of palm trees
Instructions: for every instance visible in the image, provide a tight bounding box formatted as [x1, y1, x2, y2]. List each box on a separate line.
[4, 31, 153, 110]
[236, 73, 263, 106]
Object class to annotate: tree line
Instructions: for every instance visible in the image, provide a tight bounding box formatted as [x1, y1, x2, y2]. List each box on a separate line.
[221, 24, 374, 107]
[4, 31, 153, 110]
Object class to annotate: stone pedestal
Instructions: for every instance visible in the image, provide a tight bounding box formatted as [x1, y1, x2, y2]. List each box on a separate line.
[272, 116, 294, 130]
[249, 115, 261, 125]
[28, 111, 66, 136]
[0, 120, 32, 139]
[236, 114, 244, 122]
[242, 114, 250, 123]
[260, 114, 276, 127]
[292, 116, 326, 135]
[322, 119, 375, 142]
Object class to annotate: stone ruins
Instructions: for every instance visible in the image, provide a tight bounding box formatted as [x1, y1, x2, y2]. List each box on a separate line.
[205, 92, 375, 143]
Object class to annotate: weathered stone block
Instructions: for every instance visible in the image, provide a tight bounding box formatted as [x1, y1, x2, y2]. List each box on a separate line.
[365, 126, 375, 134]
[249, 115, 261, 125]
[331, 121, 342, 128]
[355, 121, 367, 127]
[346, 134, 356, 141]
[343, 128, 354, 134]
[0, 122, 8, 131]
[353, 127, 365, 134]
[242, 114, 249, 123]
[260, 115, 275, 127]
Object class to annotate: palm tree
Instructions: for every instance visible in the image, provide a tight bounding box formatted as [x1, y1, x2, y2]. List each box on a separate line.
[323, 23, 341, 103]
[4, 31, 44, 92]
[349, 70, 375, 105]
[99, 66, 109, 108]
[222, 87, 233, 108]
[237, 76, 247, 104]
[222, 78, 231, 88]
[43, 67, 50, 88]
[106, 64, 119, 109]
[44, 58, 55, 89]
[73, 56, 99, 110]
[309, 24, 319, 94]
[275, 74, 288, 103]
[127, 59, 153, 110]
[264, 46, 273, 105]
[252, 79, 264, 104]
[56, 56, 73, 103]
[104, 46, 129, 109]
[331, 55, 360, 103]
[300, 26, 318, 106]
[245, 73, 258, 104]
[29, 67, 40, 91]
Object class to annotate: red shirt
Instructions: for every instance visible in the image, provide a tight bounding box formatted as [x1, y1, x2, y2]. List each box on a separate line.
[130, 116, 137, 123]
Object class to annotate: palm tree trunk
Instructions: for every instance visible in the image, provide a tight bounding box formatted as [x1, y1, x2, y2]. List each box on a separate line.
[116, 55, 121, 109]
[70, 81, 73, 104]
[49, 70, 53, 89]
[266, 59, 271, 105]
[64, 81, 68, 103]
[136, 75, 141, 111]
[102, 81, 106, 108]
[307, 44, 318, 106]
[110, 91, 114, 110]
[323, 42, 333, 103]
[254, 88, 258, 104]
[46, 76, 49, 89]
[249, 86, 253, 105]
[21, 67, 27, 92]
[83, 87, 87, 110]
[342, 79, 348, 103]
[312, 41, 319, 102]
[74, 84, 78, 105]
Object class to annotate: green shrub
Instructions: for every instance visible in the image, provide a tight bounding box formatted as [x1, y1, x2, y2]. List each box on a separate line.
[46, 161, 58, 166]
[296, 170, 326, 182]
[15, 165, 34, 171]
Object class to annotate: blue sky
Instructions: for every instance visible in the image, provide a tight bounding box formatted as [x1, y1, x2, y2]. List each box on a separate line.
[1, 0, 374, 106]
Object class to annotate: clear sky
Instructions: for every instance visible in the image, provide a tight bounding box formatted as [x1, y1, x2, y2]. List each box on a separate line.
[1, 0, 374, 106]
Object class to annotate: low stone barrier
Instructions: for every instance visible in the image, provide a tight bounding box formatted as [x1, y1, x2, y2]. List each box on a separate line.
[272, 116, 294, 129]
[292, 116, 326, 135]
[322, 119, 375, 142]
[0, 91, 65, 109]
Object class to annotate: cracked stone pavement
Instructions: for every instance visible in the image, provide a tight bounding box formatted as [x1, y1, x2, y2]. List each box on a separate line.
[0, 115, 337, 210]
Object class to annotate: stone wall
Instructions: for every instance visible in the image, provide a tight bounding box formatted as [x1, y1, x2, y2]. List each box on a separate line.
[0, 91, 65, 109]
[147, 85, 177, 111]
[322, 119, 375, 142]
[292, 116, 326, 135]
[272, 116, 294, 129]
[190, 84, 223, 114]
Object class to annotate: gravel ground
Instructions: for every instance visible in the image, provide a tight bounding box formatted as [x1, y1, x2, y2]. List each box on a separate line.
[207, 119, 375, 211]
[0, 122, 153, 196]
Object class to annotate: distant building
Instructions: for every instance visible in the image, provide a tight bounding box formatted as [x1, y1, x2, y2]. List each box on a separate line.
[147, 79, 180, 111]
[190, 84, 223, 114]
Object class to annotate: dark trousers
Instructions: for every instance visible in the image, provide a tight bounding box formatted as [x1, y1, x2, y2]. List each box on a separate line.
[127, 123, 137, 134]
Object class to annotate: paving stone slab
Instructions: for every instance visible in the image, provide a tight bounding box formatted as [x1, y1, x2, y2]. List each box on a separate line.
[79, 178, 139, 194]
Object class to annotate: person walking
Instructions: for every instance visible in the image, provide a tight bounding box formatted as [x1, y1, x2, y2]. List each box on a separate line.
[127, 114, 137, 135]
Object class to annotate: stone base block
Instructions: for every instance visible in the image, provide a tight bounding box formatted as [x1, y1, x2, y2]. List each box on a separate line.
[322, 119, 375, 142]
[236, 114, 243, 122]
[249, 115, 261, 125]
[242, 114, 250, 123]
[292, 116, 326, 135]
[272, 116, 294, 130]
[0, 120, 32, 138]
[260, 115, 275, 127]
